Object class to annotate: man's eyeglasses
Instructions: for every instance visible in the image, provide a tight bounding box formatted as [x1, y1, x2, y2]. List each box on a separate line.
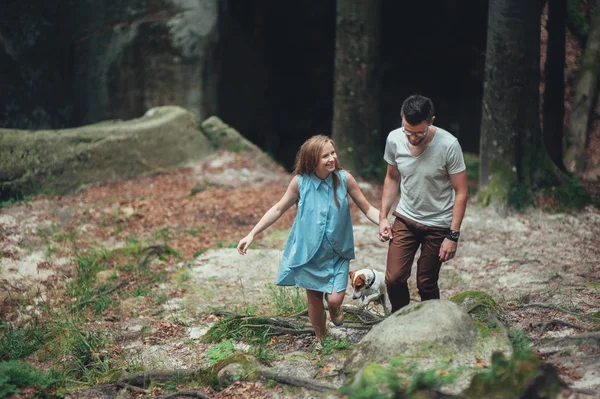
[401, 122, 429, 138]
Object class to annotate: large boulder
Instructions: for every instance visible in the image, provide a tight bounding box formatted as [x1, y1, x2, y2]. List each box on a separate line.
[344, 299, 513, 395]
[0, 106, 213, 200]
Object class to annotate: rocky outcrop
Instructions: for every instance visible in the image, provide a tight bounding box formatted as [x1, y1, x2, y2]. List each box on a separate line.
[344, 299, 513, 395]
[0, 106, 213, 200]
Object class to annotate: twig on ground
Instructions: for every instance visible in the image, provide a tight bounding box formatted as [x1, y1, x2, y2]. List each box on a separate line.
[288, 308, 309, 318]
[256, 366, 338, 392]
[78, 281, 129, 309]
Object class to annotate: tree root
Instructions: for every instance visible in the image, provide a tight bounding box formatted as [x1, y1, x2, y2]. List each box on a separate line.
[153, 390, 211, 399]
[517, 303, 600, 320]
[535, 331, 600, 344]
[116, 381, 148, 394]
[256, 366, 339, 392]
[120, 370, 198, 387]
[532, 319, 587, 336]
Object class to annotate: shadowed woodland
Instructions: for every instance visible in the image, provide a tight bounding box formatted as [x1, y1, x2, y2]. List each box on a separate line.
[1, 0, 600, 398]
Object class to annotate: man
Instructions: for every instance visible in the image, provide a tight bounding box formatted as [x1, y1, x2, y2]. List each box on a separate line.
[378, 94, 468, 313]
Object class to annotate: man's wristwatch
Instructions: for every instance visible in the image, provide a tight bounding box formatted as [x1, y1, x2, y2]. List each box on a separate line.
[446, 230, 460, 242]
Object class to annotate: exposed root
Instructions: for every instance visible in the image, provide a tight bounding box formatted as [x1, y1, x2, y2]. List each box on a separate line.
[532, 319, 587, 336]
[256, 366, 338, 392]
[153, 390, 211, 399]
[517, 303, 600, 320]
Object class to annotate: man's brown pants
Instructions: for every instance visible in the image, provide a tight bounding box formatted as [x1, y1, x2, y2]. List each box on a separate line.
[385, 212, 449, 313]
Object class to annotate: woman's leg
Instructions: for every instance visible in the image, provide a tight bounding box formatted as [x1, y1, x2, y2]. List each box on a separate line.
[326, 288, 345, 326]
[306, 289, 326, 340]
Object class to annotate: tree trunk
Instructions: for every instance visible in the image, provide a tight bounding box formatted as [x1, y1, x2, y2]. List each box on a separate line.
[479, 0, 559, 214]
[332, 0, 381, 175]
[563, 8, 600, 175]
[543, 0, 567, 170]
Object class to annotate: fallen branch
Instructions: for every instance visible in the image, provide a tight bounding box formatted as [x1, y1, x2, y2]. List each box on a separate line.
[533, 319, 587, 336]
[517, 303, 600, 320]
[154, 390, 211, 399]
[256, 366, 338, 392]
[342, 306, 384, 325]
[116, 381, 148, 394]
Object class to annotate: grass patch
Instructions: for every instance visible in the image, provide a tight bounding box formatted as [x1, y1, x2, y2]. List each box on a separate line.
[0, 320, 48, 361]
[268, 286, 307, 315]
[0, 360, 57, 398]
[319, 336, 353, 355]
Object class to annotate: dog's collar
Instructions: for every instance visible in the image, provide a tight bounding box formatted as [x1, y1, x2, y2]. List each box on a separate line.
[364, 269, 377, 290]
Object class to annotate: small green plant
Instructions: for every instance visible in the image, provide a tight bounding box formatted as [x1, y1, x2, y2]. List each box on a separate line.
[255, 345, 278, 363]
[508, 328, 532, 357]
[268, 286, 307, 315]
[206, 339, 236, 364]
[319, 336, 353, 355]
[0, 360, 56, 398]
[341, 357, 457, 399]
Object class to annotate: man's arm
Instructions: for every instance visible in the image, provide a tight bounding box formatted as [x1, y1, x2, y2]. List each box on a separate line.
[439, 171, 468, 262]
[379, 164, 400, 239]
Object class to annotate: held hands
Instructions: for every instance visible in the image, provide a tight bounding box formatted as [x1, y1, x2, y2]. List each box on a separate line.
[237, 234, 254, 255]
[377, 219, 391, 242]
[439, 238, 457, 262]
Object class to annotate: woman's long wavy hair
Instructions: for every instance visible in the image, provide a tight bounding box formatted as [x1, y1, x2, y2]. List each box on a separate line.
[293, 135, 344, 209]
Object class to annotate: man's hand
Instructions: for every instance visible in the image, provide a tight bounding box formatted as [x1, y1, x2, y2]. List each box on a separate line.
[237, 234, 254, 255]
[439, 238, 457, 262]
[378, 219, 392, 242]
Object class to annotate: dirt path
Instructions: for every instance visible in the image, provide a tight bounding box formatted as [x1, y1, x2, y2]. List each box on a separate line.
[1, 150, 599, 398]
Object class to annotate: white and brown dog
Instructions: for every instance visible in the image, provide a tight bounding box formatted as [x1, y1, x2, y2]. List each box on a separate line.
[349, 269, 391, 315]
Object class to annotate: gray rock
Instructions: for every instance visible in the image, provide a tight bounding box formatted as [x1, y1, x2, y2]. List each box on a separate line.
[344, 299, 513, 395]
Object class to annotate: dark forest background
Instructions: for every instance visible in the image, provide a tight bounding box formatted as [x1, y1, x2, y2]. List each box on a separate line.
[1, 0, 489, 168]
[1, 0, 599, 209]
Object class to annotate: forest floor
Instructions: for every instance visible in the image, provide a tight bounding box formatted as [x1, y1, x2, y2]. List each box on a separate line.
[1, 150, 600, 398]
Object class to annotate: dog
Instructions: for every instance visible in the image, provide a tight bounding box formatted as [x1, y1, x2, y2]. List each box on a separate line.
[349, 269, 391, 315]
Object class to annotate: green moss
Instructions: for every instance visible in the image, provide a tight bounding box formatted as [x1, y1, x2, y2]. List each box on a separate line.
[395, 303, 424, 317]
[450, 291, 500, 316]
[478, 158, 516, 213]
[193, 354, 257, 388]
[343, 357, 459, 399]
[463, 152, 480, 182]
[550, 176, 596, 210]
[567, 0, 591, 39]
[464, 351, 561, 399]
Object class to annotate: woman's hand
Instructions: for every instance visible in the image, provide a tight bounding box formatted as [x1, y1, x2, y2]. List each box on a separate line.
[237, 234, 254, 255]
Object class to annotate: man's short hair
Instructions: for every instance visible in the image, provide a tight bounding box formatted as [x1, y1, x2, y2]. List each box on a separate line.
[401, 95, 435, 125]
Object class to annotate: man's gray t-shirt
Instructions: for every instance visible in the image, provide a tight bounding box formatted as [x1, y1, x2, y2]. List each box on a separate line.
[384, 127, 466, 228]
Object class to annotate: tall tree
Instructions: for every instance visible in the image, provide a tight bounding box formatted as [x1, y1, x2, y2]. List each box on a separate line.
[563, 8, 600, 175]
[543, 0, 567, 170]
[332, 0, 381, 175]
[479, 0, 560, 214]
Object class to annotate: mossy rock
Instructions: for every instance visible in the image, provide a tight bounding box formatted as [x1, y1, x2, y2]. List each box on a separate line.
[197, 353, 257, 387]
[199, 116, 275, 167]
[463, 351, 563, 399]
[450, 291, 504, 329]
